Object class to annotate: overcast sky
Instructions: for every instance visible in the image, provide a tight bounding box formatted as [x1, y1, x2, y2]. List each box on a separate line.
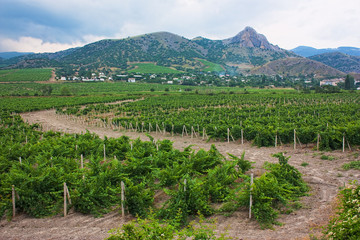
[0, 0, 359, 53]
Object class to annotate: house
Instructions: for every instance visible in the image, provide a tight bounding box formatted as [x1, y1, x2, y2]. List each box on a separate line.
[128, 78, 136, 83]
[82, 78, 94, 82]
[320, 78, 344, 86]
[60, 77, 67, 81]
[167, 81, 173, 84]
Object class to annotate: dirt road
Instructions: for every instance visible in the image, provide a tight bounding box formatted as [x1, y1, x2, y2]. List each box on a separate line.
[1, 109, 359, 240]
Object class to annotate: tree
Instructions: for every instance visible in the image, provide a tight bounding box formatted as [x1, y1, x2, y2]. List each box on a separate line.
[40, 85, 53, 96]
[344, 74, 354, 90]
[60, 86, 72, 96]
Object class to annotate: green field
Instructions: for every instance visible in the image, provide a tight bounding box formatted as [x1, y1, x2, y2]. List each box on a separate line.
[0, 68, 52, 82]
[197, 59, 224, 72]
[128, 63, 182, 73]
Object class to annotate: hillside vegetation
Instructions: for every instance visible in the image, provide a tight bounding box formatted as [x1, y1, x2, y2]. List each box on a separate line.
[309, 52, 360, 73]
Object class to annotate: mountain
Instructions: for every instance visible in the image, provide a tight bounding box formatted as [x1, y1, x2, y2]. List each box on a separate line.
[250, 57, 345, 77]
[3, 27, 296, 72]
[291, 46, 360, 57]
[309, 52, 360, 73]
[0, 52, 34, 59]
[222, 27, 281, 51]
[192, 27, 296, 69]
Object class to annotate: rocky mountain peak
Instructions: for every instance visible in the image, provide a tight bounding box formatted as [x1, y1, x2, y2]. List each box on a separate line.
[223, 26, 280, 51]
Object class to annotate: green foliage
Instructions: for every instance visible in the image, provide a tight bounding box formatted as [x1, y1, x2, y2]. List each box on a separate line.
[197, 59, 224, 72]
[234, 152, 309, 228]
[301, 162, 309, 167]
[107, 212, 232, 240]
[342, 161, 360, 170]
[0, 68, 52, 82]
[228, 151, 253, 173]
[345, 74, 355, 90]
[320, 155, 335, 161]
[159, 176, 213, 226]
[324, 181, 360, 239]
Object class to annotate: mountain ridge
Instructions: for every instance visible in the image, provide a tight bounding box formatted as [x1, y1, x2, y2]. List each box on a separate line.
[291, 46, 360, 57]
[0, 27, 345, 78]
[309, 52, 360, 73]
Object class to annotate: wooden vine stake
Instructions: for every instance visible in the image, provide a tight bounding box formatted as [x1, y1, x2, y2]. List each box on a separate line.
[182, 125, 188, 137]
[317, 134, 320, 151]
[103, 144, 106, 160]
[227, 128, 230, 143]
[293, 129, 296, 150]
[249, 173, 253, 219]
[241, 129, 244, 145]
[80, 154, 84, 169]
[342, 133, 345, 153]
[275, 134, 278, 148]
[147, 123, 151, 133]
[121, 181, 125, 218]
[12, 185, 16, 218]
[63, 182, 71, 217]
[184, 179, 187, 192]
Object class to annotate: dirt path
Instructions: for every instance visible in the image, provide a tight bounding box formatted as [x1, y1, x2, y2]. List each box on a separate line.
[1, 109, 359, 240]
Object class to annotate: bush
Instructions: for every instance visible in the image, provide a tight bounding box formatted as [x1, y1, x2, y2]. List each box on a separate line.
[324, 181, 360, 239]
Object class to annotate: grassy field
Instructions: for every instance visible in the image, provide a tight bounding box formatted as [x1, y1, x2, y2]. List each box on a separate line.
[0, 68, 52, 82]
[128, 63, 182, 73]
[197, 59, 224, 72]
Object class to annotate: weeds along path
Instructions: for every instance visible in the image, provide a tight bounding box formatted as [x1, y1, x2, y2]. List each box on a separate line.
[4, 109, 358, 240]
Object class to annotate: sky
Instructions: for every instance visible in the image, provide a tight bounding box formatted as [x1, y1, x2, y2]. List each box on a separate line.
[0, 0, 359, 53]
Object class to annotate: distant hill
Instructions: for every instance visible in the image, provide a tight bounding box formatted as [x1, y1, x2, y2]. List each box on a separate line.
[250, 57, 345, 77]
[309, 52, 360, 73]
[291, 46, 360, 57]
[0, 52, 34, 59]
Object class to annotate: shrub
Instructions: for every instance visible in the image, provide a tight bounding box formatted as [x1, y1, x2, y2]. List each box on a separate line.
[324, 181, 360, 239]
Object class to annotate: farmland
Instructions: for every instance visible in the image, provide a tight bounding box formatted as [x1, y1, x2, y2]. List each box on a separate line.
[0, 68, 52, 82]
[57, 91, 360, 151]
[197, 59, 225, 72]
[0, 79, 359, 239]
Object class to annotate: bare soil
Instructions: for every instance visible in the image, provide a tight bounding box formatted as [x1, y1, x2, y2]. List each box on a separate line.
[1, 109, 359, 240]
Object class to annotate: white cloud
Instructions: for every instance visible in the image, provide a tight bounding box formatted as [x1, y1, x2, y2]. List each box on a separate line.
[1, 0, 360, 52]
[0, 36, 84, 53]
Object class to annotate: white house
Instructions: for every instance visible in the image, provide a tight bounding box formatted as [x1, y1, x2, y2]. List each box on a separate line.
[128, 78, 136, 83]
[320, 78, 344, 86]
[60, 77, 67, 81]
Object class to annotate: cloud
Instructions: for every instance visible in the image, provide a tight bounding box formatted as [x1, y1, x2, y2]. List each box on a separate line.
[0, 0, 359, 52]
[0, 36, 83, 53]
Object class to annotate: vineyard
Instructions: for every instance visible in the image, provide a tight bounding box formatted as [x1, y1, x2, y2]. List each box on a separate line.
[0, 69, 52, 82]
[1, 86, 360, 239]
[57, 92, 360, 151]
[0, 111, 308, 234]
